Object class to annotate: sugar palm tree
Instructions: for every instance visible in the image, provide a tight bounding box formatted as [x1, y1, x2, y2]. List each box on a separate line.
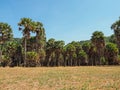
[70, 41, 82, 66]
[66, 43, 76, 66]
[91, 31, 105, 65]
[0, 22, 13, 63]
[109, 34, 116, 44]
[105, 43, 119, 65]
[33, 22, 46, 51]
[4, 40, 22, 66]
[111, 17, 120, 52]
[33, 22, 46, 66]
[82, 42, 91, 54]
[78, 50, 88, 65]
[54, 40, 65, 66]
[82, 42, 91, 65]
[18, 18, 34, 66]
[46, 38, 55, 66]
[88, 44, 97, 65]
[63, 46, 68, 66]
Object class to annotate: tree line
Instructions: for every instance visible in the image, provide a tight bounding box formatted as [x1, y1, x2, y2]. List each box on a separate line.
[0, 17, 120, 67]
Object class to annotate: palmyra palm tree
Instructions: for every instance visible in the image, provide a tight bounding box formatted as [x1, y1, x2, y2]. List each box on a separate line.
[105, 43, 119, 65]
[46, 38, 55, 66]
[54, 40, 65, 66]
[0, 22, 13, 63]
[65, 43, 76, 66]
[91, 31, 105, 65]
[18, 18, 34, 66]
[111, 17, 120, 52]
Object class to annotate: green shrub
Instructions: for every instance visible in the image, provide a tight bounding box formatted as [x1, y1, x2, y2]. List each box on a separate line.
[26, 51, 39, 67]
[100, 57, 106, 65]
[0, 55, 10, 67]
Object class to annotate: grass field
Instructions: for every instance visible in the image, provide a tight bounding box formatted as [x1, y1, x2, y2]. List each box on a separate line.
[0, 66, 120, 90]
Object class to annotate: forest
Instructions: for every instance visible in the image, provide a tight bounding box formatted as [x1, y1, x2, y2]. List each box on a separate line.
[0, 17, 120, 67]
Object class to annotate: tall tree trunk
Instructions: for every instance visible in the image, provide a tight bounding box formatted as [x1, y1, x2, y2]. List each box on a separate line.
[24, 38, 27, 66]
[63, 55, 66, 67]
[0, 50, 2, 63]
[0, 44, 3, 65]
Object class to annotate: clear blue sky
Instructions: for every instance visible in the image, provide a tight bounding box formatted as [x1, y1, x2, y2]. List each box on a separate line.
[0, 0, 120, 44]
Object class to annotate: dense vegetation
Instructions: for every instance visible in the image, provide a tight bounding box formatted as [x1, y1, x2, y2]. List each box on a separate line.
[0, 17, 120, 67]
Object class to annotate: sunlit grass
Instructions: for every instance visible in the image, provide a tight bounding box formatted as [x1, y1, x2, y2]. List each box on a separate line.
[0, 66, 120, 90]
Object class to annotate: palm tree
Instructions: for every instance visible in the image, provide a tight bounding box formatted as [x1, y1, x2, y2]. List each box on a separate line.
[63, 46, 68, 66]
[82, 42, 91, 65]
[33, 22, 46, 51]
[18, 18, 34, 66]
[46, 38, 55, 66]
[78, 50, 88, 65]
[109, 34, 116, 44]
[4, 40, 22, 66]
[65, 43, 76, 66]
[111, 17, 120, 52]
[82, 42, 91, 54]
[54, 40, 65, 66]
[105, 43, 119, 65]
[91, 31, 105, 65]
[33, 22, 46, 66]
[0, 22, 13, 63]
[70, 41, 82, 66]
[88, 44, 97, 65]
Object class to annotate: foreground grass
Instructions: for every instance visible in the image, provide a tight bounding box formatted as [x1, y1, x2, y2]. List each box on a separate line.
[0, 66, 120, 90]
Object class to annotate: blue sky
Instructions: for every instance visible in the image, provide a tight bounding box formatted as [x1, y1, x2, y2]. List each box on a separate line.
[0, 0, 120, 44]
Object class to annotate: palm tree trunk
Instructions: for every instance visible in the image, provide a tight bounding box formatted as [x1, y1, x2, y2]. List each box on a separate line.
[64, 56, 66, 67]
[70, 57, 72, 66]
[0, 44, 3, 64]
[36, 32, 39, 52]
[24, 38, 27, 66]
[0, 49, 2, 63]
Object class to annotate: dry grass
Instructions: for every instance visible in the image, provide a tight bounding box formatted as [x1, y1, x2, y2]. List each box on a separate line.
[0, 66, 120, 90]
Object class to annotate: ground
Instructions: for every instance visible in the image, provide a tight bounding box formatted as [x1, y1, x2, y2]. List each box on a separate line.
[0, 66, 120, 90]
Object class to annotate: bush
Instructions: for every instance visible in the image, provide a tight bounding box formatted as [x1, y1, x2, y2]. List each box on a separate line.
[0, 55, 10, 67]
[26, 51, 39, 67]
[100, 57, 106, 65]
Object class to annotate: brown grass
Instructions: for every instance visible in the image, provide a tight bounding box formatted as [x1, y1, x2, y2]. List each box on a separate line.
[0, 66, 120, 90]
